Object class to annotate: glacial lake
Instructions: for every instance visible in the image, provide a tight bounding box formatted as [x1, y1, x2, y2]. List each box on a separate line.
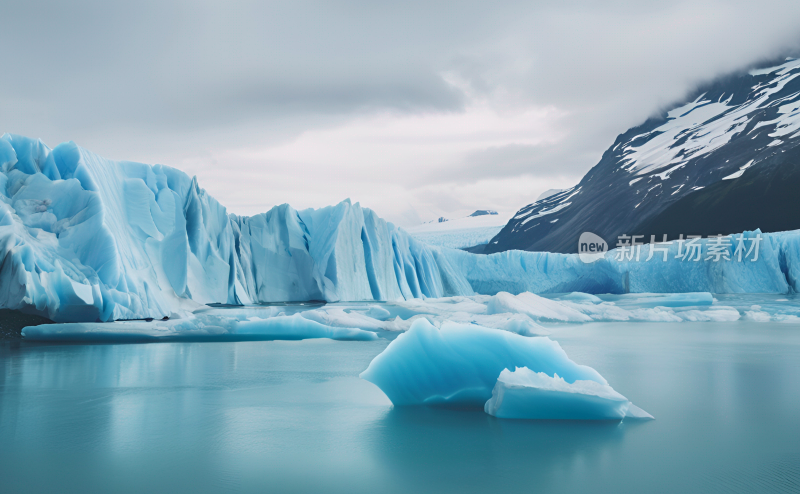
[2, 320, 800, 493]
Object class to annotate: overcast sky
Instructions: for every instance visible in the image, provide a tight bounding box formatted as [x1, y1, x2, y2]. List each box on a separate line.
[3, 0, 800, 225]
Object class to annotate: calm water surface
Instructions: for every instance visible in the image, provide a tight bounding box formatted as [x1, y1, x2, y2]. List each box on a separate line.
[2, 321, 800, 493]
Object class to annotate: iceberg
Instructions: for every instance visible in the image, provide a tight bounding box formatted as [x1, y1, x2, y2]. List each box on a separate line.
[360, 319, 651, 420]
[359, 319, 606, 407]
[484, 367, 653, 420]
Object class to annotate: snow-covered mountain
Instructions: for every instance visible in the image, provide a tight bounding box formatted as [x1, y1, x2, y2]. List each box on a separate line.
[488, 57, 800, 254]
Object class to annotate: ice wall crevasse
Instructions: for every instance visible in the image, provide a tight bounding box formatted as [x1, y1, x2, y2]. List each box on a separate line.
[0, 134, 443, 321]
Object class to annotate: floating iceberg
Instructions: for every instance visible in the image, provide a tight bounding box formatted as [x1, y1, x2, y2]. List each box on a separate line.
[360, 319, 651, 420]
[359, 319, 606, 407]
[484, 367, 653, 420]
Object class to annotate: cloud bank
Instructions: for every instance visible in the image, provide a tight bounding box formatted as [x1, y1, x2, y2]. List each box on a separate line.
[3, 0, 800, 224]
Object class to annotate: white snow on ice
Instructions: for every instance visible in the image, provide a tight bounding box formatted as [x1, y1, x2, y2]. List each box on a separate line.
[485, 367, 652, 420]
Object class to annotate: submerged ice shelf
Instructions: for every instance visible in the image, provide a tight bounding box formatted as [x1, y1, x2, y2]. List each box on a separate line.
[22, 309, 378, 342]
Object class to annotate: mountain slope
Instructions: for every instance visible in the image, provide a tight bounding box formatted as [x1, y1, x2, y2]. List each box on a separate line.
[487, 57, 800, 254]
[633, 157, 800, 239]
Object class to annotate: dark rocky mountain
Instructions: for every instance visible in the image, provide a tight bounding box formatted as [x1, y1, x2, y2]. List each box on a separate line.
[487, 57, 800, 254]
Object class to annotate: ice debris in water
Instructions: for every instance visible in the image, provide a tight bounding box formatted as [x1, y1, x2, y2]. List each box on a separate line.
[359, 319, 609, 408]
[486, 291, 591, 322]
[21, 290, 800, 341]
[484, 367, 652, 420]
[22, 312, 377, 342]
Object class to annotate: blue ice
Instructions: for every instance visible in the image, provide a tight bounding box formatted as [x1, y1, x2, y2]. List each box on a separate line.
[359, 319, 606, 407]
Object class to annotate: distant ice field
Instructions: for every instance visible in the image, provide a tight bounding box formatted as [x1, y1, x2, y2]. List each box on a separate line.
[407, 226, 504, 249]
[405, 214, 509, 249]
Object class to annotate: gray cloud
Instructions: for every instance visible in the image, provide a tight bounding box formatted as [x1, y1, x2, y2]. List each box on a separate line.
[3, 0, 800, 223]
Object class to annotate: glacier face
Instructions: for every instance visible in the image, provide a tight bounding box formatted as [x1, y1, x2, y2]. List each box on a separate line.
[0, 134, 444, 322]
[5, 132, 800, 325]
[435, 229, 800, 297]
[406, 213, 509, 250]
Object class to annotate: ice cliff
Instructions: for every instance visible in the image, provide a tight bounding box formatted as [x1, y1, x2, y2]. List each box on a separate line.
[0, 134, 442, 322]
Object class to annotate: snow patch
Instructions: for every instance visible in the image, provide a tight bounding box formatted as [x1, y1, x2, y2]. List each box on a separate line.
[485, 367, 652, 420]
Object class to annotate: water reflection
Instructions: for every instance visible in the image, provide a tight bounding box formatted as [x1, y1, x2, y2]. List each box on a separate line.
[370, 407, 644, 494]
[3, 322, 800, 493]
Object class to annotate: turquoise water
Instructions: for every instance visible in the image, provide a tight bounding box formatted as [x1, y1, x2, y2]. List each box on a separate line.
[2, 321, 800, 493]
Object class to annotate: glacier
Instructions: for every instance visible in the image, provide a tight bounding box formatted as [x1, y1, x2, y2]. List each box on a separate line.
[484, 367, 653, 420]
[433, 229, 800, 296]
[0, 133, 444, 323]
[359, 319, 651, 420]
[4, 133, 800, 327]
